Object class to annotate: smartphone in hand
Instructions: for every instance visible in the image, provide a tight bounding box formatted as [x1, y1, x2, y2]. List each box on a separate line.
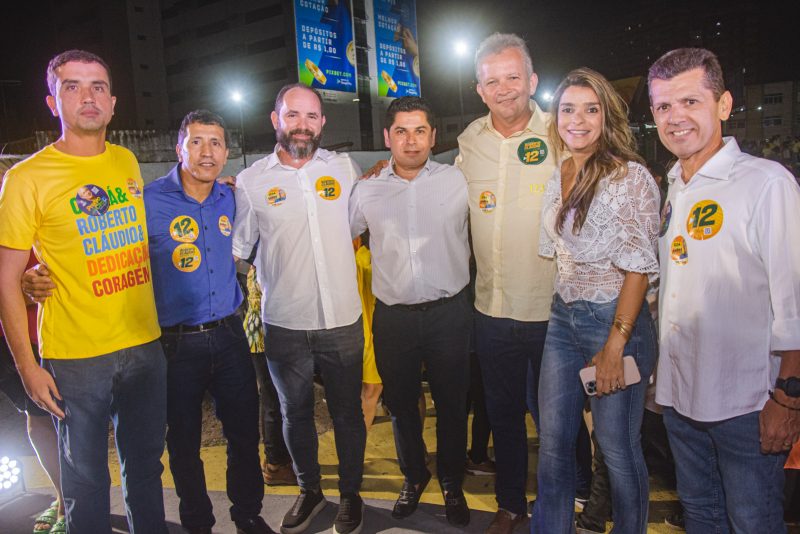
[579, 355, 641, 396]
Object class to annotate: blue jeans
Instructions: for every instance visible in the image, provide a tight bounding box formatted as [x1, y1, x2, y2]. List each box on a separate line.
[45, 340, 167, 534]
[663, 408, 787, 534]
[533, 295, 656, 534]
[264, 318, 365, 495]
[161, 315, 262, 528]
[474, 311, 547, 515]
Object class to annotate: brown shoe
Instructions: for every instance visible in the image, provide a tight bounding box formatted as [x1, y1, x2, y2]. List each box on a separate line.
[485, 509, 529, 534]
[263, 462, 297, 486]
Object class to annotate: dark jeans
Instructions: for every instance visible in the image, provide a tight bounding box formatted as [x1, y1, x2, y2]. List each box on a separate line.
[252, 351, 291, 465]
[576, 431, 611, 532]
[45, 340, 167, 534]
[474, 311, 547, 515]
[373, 290, 471, 493]
[466, 349, 491, 464]
[161, 315, 262, 529]
[264, 318, 365, 495]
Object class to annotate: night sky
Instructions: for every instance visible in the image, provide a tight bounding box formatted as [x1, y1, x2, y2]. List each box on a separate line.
[0, 0, 798, 143]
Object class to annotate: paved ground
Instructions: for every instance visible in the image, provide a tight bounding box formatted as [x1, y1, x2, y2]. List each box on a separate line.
[1, 389, 796, 533]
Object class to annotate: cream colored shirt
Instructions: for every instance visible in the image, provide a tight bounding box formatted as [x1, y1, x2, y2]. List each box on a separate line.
[456, 102, 556, 321]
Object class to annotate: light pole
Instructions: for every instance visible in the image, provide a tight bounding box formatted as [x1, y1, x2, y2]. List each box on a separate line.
[453, 40, 468, 132]
[231, 90, 246, 167]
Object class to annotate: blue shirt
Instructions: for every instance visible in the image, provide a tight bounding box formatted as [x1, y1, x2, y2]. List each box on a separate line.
[144, 165, 242, 327]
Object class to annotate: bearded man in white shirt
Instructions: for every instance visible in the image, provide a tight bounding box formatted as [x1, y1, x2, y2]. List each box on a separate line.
[232, 84, 366, 534]
[650, 47, 800, 532]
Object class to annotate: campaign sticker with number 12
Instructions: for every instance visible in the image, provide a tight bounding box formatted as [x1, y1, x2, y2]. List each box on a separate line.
[686, 200, 723, 240]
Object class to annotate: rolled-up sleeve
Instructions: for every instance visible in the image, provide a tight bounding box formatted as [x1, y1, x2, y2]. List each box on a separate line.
[751, 174, 800, 351]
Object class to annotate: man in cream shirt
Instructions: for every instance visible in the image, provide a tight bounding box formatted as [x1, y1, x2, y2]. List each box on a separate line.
[455, 33, 587, 534]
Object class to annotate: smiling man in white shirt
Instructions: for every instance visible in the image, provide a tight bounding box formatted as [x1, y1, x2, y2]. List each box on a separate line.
[349, 96, 471, 528]
[650, 48, 800, 532]
[232, 84, 365, 534]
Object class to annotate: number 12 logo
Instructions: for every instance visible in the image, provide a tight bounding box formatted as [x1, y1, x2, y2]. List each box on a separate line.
[686, 200, 723, 240]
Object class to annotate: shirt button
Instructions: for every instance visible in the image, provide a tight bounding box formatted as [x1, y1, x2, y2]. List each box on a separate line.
[204, 226, 208, 230]
[207, 248, 211, 252]
[671, 293, 676, 298]
[212, 313, 216, 317]
[210, 269, 214, 274]
[212, 291, 216, 295]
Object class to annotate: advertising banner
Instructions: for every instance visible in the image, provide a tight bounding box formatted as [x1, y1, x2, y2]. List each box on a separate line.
[373, 0, 420, 97]
[295, 0, 357, 93]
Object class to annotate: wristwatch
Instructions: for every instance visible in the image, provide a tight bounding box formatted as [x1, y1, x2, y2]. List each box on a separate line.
[775, 377, 800, 398]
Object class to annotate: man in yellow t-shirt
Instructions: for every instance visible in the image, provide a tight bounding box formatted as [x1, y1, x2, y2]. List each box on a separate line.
[0, 50, 167, 533]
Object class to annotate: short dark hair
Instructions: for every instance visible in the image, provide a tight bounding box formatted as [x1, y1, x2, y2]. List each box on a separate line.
[47, 49, 112, 97]
[648, 48, 725, 101]
[274, 83, 324, 115]
[177, 109, 230, 147]
[385, 97, 436, 130]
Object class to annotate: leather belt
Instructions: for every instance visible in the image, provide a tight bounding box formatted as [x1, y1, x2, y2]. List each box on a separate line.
[162, 313, 238, 334]
[388, 287, 466, 312]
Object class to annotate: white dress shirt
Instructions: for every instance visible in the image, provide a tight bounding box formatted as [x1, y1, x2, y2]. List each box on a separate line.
[349, 158, 470, 305]
[656, 138, 800, 422]
[232, 148, 362, 330]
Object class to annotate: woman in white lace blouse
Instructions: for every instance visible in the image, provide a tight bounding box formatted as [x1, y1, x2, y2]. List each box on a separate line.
[531, 68, 660, 534]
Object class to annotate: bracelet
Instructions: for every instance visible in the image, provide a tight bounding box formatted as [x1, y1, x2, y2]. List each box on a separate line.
[769, 390, 800, 411]
[613, 318, 632, 339]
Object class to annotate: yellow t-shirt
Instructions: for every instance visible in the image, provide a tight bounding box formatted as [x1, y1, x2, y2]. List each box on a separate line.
[0, 143, 160, 359]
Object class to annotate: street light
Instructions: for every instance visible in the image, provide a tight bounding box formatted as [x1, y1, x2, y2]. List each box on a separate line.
[231, 90, 247, 167]
[453, 40, 469, 132]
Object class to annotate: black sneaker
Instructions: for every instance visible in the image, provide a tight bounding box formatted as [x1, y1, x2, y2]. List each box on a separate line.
[444, 491, 470, 527]
[280, 488, 326, 534]
[236, 516, 277, 534]
[332, 493, 364, 534]
[391, 470, 431, 519]
[664, 511, 686, 531]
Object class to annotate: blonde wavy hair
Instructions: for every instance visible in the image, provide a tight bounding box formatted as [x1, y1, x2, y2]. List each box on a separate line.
[549, 67, 643, 235]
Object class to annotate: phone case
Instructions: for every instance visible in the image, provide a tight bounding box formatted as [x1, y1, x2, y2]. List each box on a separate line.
[579, 355, 642, 396]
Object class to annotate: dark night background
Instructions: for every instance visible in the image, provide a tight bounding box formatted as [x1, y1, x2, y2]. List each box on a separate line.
[0, 0, 798, 146]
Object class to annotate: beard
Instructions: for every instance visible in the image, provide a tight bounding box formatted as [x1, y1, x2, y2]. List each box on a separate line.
[277, 128, 321, 159]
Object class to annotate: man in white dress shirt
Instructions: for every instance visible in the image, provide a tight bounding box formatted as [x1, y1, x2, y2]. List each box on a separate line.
[232, 84, 366, 534]
[349, 97, 471, 527]
[650, 48, 800, 532]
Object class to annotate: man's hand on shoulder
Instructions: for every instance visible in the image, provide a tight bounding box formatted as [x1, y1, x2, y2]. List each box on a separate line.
[361, 160, 389, 180]
[217, 175, 237, 190]
[759, 389, 800, 454]
[21, 264, 55, 303]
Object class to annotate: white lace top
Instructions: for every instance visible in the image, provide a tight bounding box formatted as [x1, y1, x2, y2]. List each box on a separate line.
[539, 161, 660, 303]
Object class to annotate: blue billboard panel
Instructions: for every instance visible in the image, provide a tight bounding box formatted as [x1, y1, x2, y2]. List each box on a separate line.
[295, 0, 356, 93]
[373, 0, 420, 98]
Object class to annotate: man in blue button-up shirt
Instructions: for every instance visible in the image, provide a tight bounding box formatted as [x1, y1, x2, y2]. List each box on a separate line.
[145, 110, 272, 534]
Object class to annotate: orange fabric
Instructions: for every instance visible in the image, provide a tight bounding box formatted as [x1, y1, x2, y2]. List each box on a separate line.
[787, 441, 800, 469]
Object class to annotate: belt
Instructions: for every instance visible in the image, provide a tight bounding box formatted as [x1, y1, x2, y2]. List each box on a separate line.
[388, 287, 466, 312]
[162, 314, 238, 334]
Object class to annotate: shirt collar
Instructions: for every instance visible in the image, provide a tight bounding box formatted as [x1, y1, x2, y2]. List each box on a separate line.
[263, 145, 332, 170]
[159, 164, 227, 202]
[667, 136, 740, 184]
[481, 100, 548, 138]
[386, 157, 434, 181]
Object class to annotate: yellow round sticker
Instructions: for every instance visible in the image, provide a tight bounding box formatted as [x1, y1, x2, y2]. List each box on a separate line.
[172, 243, 201, 273]
[670, 235, 688, 265]
[218, 215, 231, 237]
[169, 216, 199, 243]
[686, 199, 723, 240]
[266, 188, 287, 207]
[316, 176, 341, 201]
[479, 191, 496, 213]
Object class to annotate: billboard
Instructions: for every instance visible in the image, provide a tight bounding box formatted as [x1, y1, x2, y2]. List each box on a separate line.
[294, 0, 357, 93]
[373, 0, 420, 98]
